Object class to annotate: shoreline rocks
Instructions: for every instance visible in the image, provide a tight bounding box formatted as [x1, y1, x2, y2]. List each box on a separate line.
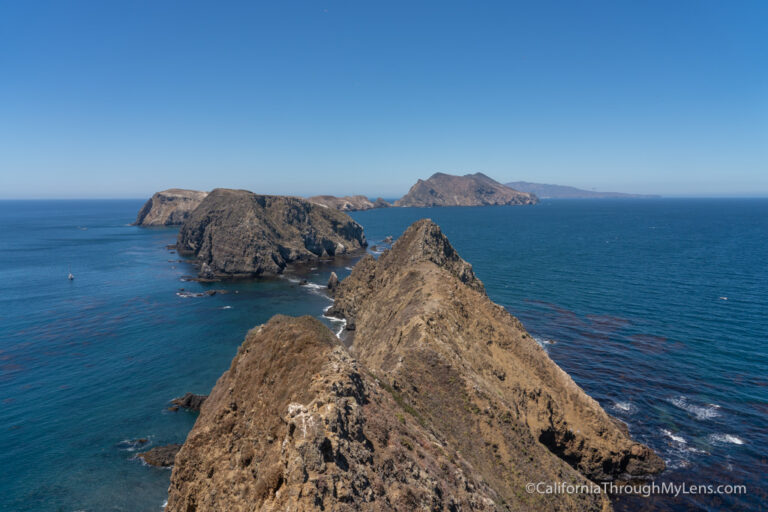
[134, 189, 208, 226]
[137, 444, 182, 467]
[170, 393, 208, 412]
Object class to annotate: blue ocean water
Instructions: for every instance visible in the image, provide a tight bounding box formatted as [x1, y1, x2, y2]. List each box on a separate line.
[1, 199, 766, 510]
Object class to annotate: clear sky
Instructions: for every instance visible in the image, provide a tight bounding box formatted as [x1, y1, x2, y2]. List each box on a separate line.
[1, 1, 766, 199]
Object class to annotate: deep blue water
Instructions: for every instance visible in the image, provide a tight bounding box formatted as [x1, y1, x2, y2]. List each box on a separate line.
[1, 199, 766, 511]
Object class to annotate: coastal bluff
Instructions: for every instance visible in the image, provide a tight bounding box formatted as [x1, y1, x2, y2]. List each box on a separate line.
[176, 188, 366, 278]
[134, 189, 208, 226]
[166, 219, 663, 511]
[309, 195, 391, 211]
[394, 172, 537, 207]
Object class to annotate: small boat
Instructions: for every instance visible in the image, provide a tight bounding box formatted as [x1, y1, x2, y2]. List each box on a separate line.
[68, 266, 74, 281]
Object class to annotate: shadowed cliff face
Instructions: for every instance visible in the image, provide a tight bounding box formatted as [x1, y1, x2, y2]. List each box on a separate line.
[134, 189, 208, 226]
[166, 219, 663, 511]
[394, 173, 538, 207]
[176, 189, 366, 278]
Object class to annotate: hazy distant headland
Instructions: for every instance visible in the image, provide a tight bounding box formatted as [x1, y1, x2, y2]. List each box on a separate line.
[506, 181, 660, 199]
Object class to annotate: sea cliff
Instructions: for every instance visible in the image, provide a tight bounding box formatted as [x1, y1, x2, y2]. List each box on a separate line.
[176, 188, 366, 278]
[134, 189, 208, 226]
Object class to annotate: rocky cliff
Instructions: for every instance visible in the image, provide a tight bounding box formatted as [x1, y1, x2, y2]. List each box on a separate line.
[134, 189, 208, 226]
[176, 189, 366, 278]
[166, 219, 663, 511]
[394, 173, 537, 207]
[308, 195, 391, 211]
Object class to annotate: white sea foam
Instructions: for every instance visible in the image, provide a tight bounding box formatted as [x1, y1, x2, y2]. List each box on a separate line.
[176, 291, 205, 298]
[161, 500, 168, 509]
[662, 428, 687, 444]
[612, 401, 634, 413]
[533, 336, 554, 351]
[667, 396, 721, 420]
[709, 433, 745, 445]
[322, 313, 347, 338]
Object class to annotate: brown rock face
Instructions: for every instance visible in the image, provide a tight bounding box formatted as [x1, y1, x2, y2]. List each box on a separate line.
[329, 220, 664, 488]
[166, 220, 663, 511]
[134, 189, 208, 226]
[176, 189, 366, 278]
[166, 316, 520, 511]
[394, 172, 537, 207]
[308, 195, 391, 211]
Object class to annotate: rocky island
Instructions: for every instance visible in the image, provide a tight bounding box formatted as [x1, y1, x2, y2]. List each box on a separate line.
[309, 195, 391, 211]
[134, 189, 208, 226]
[176, 188, 366, 278]
[394, 172, 537, 207]
[165, 219, 662, 511]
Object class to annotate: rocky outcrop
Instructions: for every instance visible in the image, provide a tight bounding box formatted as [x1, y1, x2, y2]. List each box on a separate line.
[138, 444, 182, 467]
[167, 316, 601, 511]
[176, 189, 367, 278]
[327, 271, 339, 292]
[328, 220, 663, 485]
[134, 189, 208, 226]
[166, 220, 663, 511]
[394, 172, 537, 207]
[171, 393, 207, 412]
[308, 195, 391, 211]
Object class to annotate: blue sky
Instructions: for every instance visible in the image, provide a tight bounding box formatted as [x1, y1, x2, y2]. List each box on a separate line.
[1, 1, 766, 198]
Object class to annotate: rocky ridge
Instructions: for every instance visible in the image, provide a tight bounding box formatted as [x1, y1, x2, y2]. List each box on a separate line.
[309, 195, 391, 211]
[176, 189, 366, 278]
[134, 189, 208, 226]
[394, 173, 537, 207]
[165, 219, 663, 511]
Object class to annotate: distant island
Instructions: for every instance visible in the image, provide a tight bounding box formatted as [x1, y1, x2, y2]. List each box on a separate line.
[505, 181, 660, 199]
[395, 172, 537, 207]
[308, 195, 391, 211]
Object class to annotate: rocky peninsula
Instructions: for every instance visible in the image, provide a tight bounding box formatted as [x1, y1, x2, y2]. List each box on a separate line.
[134, 189, 208, 226]
[165, 219, 662, 511]
[176, 188, 366, 278]
[309, 195, 391, 211]
[394, 172, 537, 207]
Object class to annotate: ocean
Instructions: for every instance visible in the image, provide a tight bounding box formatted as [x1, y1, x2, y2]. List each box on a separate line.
[0, 199, 765, 510]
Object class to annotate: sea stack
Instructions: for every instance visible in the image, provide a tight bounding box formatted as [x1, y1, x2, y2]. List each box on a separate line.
[166, 219, 662, 511]
[134, 189, 208, 226]
[177, 189, 366, 278]
[394, 172, 537, 207]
